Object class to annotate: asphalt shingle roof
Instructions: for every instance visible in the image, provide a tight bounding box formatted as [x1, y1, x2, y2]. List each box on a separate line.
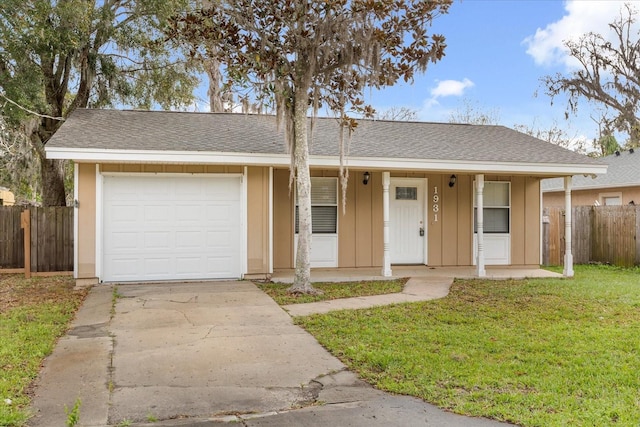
[542, 149, 639, 191]
[47, 109, 602, 167]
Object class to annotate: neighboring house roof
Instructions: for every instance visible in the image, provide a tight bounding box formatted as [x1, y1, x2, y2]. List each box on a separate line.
[46, 109, 606, 176]
[542, 149, 639, 192]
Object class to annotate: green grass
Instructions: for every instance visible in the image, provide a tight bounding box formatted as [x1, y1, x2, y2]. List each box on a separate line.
[0, 275, 87, 426]
[257, 278, 407, 305]
[296, 265, 640, 426]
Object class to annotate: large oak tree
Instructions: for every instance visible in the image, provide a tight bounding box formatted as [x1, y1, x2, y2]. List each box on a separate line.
[0, 0, 200, 206]
[168, 0, 451, 293]
[543, 4, 640, 147]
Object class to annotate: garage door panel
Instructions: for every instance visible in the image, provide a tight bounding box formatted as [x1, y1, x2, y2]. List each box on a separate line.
[144, 206, 172, 223]
[144, 257, 172, 276]
[103, 175, 242, 282]
[109, 258, 141, 277]
[206, 256, 235, 274]
[111, 205, 139, 223]
[108, 231, 140, 250]
[175, 205, 203, 222]
[206, 203, 235, 223]
[175, 257, 202, 274]
[206, 230, 233, 247]
[144, 232, 171, 249]
[175, 231, 204, 249]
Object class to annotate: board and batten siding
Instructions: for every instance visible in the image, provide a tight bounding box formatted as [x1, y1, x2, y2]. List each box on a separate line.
[273, 171, 540, 269]
[76, 164, 542, 280]
[272, 168, 384, 269]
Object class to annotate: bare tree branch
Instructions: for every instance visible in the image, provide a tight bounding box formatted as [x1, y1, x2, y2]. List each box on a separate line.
[0, 93, 65, 121]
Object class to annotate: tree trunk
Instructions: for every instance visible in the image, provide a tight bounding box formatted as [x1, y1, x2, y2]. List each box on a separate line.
[288, 88, 317, 294]
[40, 158, 67, 206]
[29, 118, 67, 207]
[206, 55, 225, 113]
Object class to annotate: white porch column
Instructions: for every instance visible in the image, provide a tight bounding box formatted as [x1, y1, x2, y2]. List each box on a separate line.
[476, 174, 486, 277]
[563, 176, 574, 277]
[382, 172, 392, 277]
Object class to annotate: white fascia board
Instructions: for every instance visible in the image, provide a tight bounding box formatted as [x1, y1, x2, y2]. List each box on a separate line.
[45, 147, 608, 176]
[46, 147, 291, 166]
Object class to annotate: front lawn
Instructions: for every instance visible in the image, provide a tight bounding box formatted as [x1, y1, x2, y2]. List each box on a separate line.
[297, 265, 640, 426]
[0, 275, 87, 426]
[257, 278, 407, 305]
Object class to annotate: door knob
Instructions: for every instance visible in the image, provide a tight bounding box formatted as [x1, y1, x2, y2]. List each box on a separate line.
[419, 227, 424, 236]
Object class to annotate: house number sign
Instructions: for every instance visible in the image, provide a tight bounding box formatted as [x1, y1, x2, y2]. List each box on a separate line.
[432, 186, 439, 222]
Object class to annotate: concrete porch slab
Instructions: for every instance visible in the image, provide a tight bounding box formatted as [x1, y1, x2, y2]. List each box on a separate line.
[271, 265, 562, 283]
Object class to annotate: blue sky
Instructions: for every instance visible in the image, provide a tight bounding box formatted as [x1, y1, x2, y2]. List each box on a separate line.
[192, 1, 633, 149]
[366, 0, 633, 148]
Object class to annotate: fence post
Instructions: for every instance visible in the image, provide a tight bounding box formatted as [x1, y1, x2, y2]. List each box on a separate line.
[20, 209, 31, 279]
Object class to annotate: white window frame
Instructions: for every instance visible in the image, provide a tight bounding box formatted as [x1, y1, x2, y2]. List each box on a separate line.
[473, 181, 511, 265]
[599, 192, 622, 206]
[474, 181, 511, 234]
[294, 177, 339, 267]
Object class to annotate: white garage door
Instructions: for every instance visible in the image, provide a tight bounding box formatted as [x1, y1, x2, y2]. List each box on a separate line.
[102, 175, 242, 282]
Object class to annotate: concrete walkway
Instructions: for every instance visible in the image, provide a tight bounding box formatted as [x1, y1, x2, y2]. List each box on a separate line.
[28, 280, 516, 427]
[283, 277, 453, 316]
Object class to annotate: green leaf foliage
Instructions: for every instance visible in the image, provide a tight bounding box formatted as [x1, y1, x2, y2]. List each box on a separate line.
[168, 1, 451, 119]
[0, 0, 199, 122]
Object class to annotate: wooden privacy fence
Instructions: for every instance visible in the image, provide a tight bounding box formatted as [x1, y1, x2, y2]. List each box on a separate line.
[0, 206, 74, 276]
[543, 206, 640, 267]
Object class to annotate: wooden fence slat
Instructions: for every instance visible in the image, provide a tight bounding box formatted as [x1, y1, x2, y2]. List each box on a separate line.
[64, 207, 73, 270]
[21, 209, 31, 278]
[0, 207, 24, 269]
[544, 205, 638, 267]
[572, 206, 591, 264]
[1, 206, 73, 274]
[546, 207, 564, 266]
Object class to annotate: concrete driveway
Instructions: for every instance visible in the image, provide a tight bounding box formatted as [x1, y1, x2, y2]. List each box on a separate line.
[29, 281, 514, 426]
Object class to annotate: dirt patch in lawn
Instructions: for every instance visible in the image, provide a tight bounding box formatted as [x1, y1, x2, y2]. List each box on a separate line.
[0, 274, 87, 313]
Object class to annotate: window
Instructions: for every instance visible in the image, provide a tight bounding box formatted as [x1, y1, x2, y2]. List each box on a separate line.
[395, 186, 417, 200]
[599, 192, 622, 206]
[603, 197, 622, 206]
[474, 181, 510, 234]
[295, 177, 338, 234]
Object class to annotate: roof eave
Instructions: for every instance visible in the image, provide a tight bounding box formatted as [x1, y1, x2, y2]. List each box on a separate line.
[542, 181, 639, 193]
[45, 147, 608, 176]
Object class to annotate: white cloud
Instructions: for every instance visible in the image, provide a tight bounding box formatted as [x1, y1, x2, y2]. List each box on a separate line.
[430, 78, 475, 98]
[523, 1, 631, 68]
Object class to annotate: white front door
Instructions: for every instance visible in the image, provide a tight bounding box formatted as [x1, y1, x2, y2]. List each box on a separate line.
[390, 178, 426, 264]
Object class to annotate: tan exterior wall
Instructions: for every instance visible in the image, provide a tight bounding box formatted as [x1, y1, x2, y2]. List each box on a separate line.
[510, 176, 541, 265]
[77, 163, 97, 278]
[246, 167, 270, 274]
[272, 171, 541, 268]
[544, 186, 640, 207]
[272, 169, 384, 269]
[273, 169, 294, 269]
[338, 170, 383, 268]
[77, 163, 543, 276]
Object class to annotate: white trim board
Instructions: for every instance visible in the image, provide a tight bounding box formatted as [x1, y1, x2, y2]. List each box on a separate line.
[46, 147, 608, 176]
